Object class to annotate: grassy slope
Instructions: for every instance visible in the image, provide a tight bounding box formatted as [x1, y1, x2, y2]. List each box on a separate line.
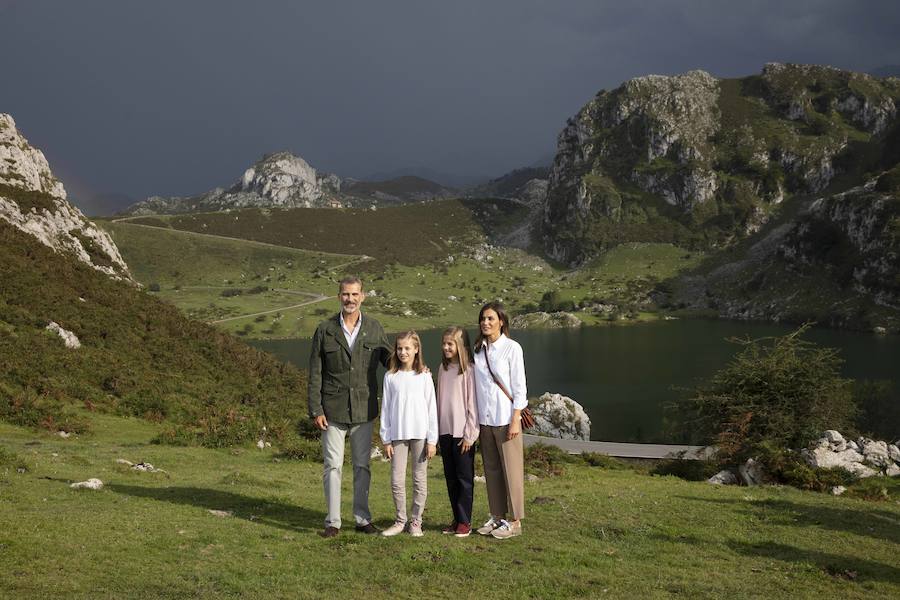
[0, 219, 306, 444]
[103, 215, 703, 338]
[2, 415, 898, 599]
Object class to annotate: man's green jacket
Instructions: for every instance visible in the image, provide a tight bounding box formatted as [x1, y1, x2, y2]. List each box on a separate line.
[307, 313, 392, 424]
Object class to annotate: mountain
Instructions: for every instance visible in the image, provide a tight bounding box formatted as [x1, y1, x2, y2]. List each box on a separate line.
[0, 113, 308, 446]
[0, 114, 132, 281]
[360, 166, 492, 188]
[468, 166, 549, 204]
[541, 63, 899, 267]
[122, 152, 344, 215]
[122, 154, 461, 215]
[341, 175, 457, 204]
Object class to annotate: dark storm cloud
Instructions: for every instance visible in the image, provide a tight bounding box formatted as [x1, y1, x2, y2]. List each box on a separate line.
[1, 0, 898, 213]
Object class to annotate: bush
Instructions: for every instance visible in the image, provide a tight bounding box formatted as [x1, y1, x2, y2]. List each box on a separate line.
[524, 443, 577, 477]
[277, 435, 323, 461]
[220, 288, 244, 297]
[757, 443, 855, 491]
[672, 325, 856, 463]
[148, 282, 161, 292]
[652, 457, 719, 481]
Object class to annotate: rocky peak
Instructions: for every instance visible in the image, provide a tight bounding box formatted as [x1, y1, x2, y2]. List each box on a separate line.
[0, 114, 66, 199]
[541, 64, 900, 265]
[123, 151, 344, 215]
[0, 114, 132, 281]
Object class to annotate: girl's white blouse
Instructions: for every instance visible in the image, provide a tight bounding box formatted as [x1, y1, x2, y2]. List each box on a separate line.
[380, 370, 438, 444]
[472, 334, 528, 427]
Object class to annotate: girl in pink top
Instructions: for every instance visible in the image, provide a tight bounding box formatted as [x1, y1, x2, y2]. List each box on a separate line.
[436, 326, 479, 537]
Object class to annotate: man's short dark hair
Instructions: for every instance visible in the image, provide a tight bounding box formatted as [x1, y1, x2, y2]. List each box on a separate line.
[338, 276, 364, 292]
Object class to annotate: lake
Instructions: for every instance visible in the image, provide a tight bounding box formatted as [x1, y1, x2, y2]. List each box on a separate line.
[251, 319, 900, 443]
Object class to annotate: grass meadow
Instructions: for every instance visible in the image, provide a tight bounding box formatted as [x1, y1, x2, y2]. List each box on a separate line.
[100, 213, 704, 339]
[2, 415, 899, 599]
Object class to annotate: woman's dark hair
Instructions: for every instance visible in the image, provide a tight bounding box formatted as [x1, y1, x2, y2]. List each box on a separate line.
[474, 301, 510, 353]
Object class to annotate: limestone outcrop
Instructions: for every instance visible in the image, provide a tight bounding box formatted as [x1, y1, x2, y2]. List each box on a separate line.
[801, 430, 900, 479]
[0, 114, 132, 281]
[541, 64, 900, 266]
[529, 392, 591, 441]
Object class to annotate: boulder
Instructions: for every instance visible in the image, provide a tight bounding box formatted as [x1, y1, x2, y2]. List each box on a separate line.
[511, 311, 582, 329]
[46, 322, 81, 349]
[707, 470, 738, 485]
[70, 478, 103, 490]
[831, 486, 847, 496]
[843, 462, 878, 479]
[824, 430, 844, 444]
[802, 446, 864, 469]
[885, 464, 900, 477]
[860, 439, 892, 468]
[888, 444, 900, 463]
[529, 392, 591, 441]
[739, 458, 766, 486]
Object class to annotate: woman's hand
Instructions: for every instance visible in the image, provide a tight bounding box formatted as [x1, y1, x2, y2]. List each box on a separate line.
[426, 443, 437, 459]
[458, 438, 473, 453]
[507, 414, 522, 441]
[384, 443, 393, 460]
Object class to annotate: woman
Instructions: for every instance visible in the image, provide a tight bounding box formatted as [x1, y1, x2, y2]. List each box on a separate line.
[472, 301, 527, 539]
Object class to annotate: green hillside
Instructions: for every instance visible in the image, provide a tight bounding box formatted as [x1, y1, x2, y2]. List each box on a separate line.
[0, 218, 307, 446]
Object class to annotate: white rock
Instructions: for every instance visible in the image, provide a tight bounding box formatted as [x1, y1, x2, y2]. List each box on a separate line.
[831, 486, 846, 496]
[529, 392, 591, 441]
[70, 478, 103, 490]
[56, 430, 71, 438]
[739, 458, 766, 486]
[847, 440, 860, 452]
[256, 440, 265, 450]
[844, 462, 878, 479]
[803, 446, 865, 469]
[707, 470, 738, 485]
[370, 445, 383, 460]
[474, 475, 486, 483]
[861, 439, 892, 467]
[824, 429, 844, 443]
[116, 459, 134, 466]
[888, 444, 900, 463]
[886, 464, 900, 477]
[46, 322, 81, 349]
[526, 473, 539, 482]
[208, 510, 233, 518]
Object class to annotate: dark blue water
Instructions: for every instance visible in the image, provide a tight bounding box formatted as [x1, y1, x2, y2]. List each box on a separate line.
[251, 319, 900, 443]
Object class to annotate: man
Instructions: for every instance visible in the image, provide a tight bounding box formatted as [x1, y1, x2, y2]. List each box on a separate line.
[308, 276, 391, 538]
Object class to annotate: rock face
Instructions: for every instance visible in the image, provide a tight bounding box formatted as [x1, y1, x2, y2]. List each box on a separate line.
[511, 311, 582, 329]
[124, 152, 344, 215]
[541, 63, 900, 266]
[801, 431, 900, 478]
[0, 114, 132, 281]
[529, 392, 591, 441]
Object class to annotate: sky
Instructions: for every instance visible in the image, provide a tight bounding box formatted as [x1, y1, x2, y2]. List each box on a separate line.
[2, 0, 899, 214]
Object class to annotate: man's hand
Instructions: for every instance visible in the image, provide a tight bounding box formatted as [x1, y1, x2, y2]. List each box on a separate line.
[426, 443, 437, 460]
[384, 443, 393, 460]
[458, 438, 473, 453]
[314, 415, 328, 431]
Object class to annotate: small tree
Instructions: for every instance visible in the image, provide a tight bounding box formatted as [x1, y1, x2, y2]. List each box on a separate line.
[676, 325, 856, 463]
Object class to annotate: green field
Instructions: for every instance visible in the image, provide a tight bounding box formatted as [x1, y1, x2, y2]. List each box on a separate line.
[2, 415, 898, 599]
[101, 212, 705, 339]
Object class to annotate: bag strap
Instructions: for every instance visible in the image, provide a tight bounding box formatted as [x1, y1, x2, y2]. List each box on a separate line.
[483, 342, 514, 404]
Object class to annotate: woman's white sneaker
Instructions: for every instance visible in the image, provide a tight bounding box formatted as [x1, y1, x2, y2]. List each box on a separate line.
[490, 519, 521, 539]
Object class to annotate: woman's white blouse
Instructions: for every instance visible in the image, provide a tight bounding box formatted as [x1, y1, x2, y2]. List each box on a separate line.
[472, 334, 528, 427]
[380, 370, 438, 444]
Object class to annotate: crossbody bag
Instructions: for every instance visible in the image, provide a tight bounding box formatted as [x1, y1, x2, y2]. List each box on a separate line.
[483, 343, 534, 430]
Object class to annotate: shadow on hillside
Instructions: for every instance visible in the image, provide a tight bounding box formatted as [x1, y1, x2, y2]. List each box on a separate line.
[728, 540, 900, 585]
[104, 483, 325, 533]
[675, 495, 900, 545]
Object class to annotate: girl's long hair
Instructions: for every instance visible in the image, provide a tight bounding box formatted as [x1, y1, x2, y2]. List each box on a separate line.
[441, 326, 472, 374]
[388, 330, 427, 374]
[473, 301, 510, 353]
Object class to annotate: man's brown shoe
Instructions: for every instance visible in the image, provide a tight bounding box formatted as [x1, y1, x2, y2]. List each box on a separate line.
[320, 526, 339, 538]
[355, 522, 380, 534]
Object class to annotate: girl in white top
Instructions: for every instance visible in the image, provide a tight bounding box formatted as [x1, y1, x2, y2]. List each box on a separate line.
[379, 330, 438, 537]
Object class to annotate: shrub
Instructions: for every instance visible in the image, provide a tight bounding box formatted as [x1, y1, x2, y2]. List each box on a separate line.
[148, 282, 161, 292]
[652, 457, 719, 481]
[524, 443, 577, 477]
[277, 435, 323, 461]
[580, 452, 629, 470]
[672, 324, 856, 463]
[220, 288, 243, 297]
[756, 443, 855, 491]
